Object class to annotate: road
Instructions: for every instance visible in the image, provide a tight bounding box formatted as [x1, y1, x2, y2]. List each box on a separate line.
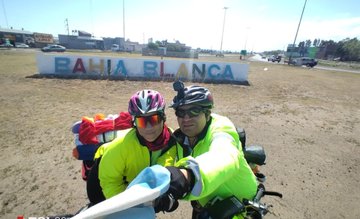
[249, 54, 360, 74]
[314, 65, 360, 74]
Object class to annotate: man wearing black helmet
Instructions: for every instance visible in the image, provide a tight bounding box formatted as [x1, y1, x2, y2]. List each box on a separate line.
[155, 81, 258, 219]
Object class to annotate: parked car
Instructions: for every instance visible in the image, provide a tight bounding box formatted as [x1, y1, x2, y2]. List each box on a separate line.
[289, 57, 318, 67]
[0, 42, 13, 48]
[215, 52, 224, 57]
[41, 44, 66, 52]
[0, 38, 13, 48]
[15, 43, 30, 48]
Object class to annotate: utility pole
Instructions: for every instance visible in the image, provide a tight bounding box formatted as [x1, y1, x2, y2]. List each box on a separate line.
[289, 0, 308, 64]
[89, 0, 94, 37]
[219, 7, 228, 53]
[244, 27, 250, 51]
[65, 18, 70, 35]
[123, 0, 125, 40]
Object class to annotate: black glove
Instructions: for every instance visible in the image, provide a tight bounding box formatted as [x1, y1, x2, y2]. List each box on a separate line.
[154, 166, 193, 213]
[154, 193, 179, 213]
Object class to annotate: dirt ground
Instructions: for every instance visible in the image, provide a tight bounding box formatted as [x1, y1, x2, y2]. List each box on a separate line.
[1, 49, 359, 219]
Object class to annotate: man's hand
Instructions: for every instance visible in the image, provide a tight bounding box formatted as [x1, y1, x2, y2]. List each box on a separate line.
[154, 193, 179, 213]
[154, 166, 193, 213]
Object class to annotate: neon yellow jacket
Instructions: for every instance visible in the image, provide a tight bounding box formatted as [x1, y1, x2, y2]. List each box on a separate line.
[175, 114, 258, 207]
[95, 128, 178, 199]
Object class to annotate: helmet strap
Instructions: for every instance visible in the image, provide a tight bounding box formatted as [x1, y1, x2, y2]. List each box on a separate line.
[204, 110, 211, 121]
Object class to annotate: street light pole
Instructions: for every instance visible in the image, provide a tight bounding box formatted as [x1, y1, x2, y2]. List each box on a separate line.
[244, 27, 250, 51]
[123, 0, 125, 40]
[289, 0, 308, 64]
[1, 0, 9, 28]
[65, 18, 70, 35]
[219, 7, 228, 53]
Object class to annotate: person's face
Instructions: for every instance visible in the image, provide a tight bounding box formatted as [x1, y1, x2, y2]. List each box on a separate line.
[135, 113, 164, 142]
[176, 105, 208, 138]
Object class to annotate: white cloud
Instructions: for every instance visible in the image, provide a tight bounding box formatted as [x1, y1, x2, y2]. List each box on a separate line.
[299, 17, 360, 41]
[72, 2, 360, 53]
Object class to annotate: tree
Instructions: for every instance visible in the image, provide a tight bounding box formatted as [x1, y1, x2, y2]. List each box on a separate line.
[298, 41, 306, 56]
[313, 39, 318, 47]
[296, 37, 359, 61]
[160, 40, 168, 46]
[147, 42, 158, 50]
[155, 41, 162, 46]
[319, 40, 336, 47]
[337, 38, 360, 61]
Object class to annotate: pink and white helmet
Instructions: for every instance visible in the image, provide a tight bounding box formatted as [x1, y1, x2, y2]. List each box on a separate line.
[128, 90, 166, 116]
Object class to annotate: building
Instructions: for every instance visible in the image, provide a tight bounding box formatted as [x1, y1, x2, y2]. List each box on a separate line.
[33, 32, 54, 48]
[0, 27, 153, 53]
[103, 37, 125, 51]
[58, 30, 104, 50]
[0, 27, 56, 48]
[0, 27, 34, 46]
[124, 40, 143, 52]
[102, 38, 144, 52]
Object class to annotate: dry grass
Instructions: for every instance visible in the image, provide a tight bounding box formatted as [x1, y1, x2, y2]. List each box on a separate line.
[318, 59, 360, 70]
[1, 49, 360, 219]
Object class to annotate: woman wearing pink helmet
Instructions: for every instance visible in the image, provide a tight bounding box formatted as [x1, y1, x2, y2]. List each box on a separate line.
[86, 89, 179, 205]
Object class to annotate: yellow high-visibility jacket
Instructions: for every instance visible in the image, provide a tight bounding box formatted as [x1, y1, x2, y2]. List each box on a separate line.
[95, 127, 178, 199]
[175, 114, 258, 207]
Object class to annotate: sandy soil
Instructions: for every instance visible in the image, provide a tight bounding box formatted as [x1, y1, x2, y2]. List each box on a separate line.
[1, 50, 359, 219]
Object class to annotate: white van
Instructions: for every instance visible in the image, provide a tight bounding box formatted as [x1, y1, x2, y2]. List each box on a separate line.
[111, 44, 120, 52]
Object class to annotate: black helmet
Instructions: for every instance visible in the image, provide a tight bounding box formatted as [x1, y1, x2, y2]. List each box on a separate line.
[170, 80, 214, 109]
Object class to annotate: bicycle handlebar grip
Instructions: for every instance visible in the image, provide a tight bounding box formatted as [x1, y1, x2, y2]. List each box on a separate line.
[253, 187, 264, 203]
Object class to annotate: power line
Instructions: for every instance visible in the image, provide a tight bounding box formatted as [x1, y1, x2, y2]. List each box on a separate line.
[1, 0, 9, 28]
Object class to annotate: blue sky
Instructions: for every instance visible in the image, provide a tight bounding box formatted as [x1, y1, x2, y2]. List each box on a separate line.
[1, 0, 359, 52]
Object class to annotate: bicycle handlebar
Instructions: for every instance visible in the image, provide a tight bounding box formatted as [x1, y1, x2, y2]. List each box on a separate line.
[264, 191, 283, 198]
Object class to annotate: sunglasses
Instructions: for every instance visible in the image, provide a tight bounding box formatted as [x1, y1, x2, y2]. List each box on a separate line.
[134, 114, 162, 128]
[175, 107, 205, 118]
